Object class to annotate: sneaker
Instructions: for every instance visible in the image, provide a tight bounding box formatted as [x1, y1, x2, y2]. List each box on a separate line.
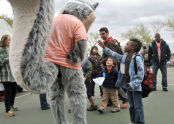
[111, 108, 120, 113]
[121, 102, 128, 109]
[87, 105, 97, 111]
[6, 111, 15, 117]
[41, 106, 50, 110]
[11, 106, 18, 111]
[98, 108, 104, 114]
[163, 88, 168, 91]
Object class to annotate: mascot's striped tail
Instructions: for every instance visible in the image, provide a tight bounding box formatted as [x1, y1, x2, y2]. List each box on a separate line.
[8, 0, 58, 93]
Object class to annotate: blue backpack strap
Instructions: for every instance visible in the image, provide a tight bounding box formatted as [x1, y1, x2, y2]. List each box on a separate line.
[102, 72, 106, 77]
[149, 42, 152, 47]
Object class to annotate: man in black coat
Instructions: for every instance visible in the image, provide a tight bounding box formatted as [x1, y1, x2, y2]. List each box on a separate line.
[148, 33, 171, 91]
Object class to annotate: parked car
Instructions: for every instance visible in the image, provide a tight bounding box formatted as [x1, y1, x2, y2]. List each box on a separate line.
[167, 61, 174, 67]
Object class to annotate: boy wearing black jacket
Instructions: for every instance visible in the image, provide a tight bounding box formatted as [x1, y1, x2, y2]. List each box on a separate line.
[98, 57, 120, 113]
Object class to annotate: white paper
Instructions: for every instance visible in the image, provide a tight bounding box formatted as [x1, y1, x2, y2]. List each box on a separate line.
[0, 83, 4, 91]
[120, 63, 125, 74]
[93, 77, 105, 86]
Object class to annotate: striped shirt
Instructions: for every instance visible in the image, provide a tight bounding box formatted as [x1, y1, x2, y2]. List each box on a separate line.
[0, 47, 15, 82]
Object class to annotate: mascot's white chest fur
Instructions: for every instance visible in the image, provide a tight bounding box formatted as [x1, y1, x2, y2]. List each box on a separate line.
[8, 0, 55, 92]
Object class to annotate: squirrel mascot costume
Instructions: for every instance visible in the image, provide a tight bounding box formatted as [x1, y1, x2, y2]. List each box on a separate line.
[7, 0, 98, 124]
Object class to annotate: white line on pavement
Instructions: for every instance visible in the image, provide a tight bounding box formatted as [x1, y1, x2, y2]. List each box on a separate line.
[16, 93, 31, 99]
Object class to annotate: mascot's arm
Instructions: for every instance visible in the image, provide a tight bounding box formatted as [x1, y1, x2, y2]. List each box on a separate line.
[66, 40, 87, 64]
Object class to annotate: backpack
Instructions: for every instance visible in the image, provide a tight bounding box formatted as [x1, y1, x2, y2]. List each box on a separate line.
[134, 55, 153, 98]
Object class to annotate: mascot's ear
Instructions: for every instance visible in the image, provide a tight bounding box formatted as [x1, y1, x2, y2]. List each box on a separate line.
[93, 2, 99, 10]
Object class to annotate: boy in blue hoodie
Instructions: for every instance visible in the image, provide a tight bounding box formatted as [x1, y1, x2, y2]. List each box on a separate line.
[98, 57, 120, 113]
[98, 39, 145, 124]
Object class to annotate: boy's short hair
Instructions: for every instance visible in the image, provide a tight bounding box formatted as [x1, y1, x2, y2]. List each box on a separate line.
[99, 27, 109, 33]
[130, 38, 142, 53]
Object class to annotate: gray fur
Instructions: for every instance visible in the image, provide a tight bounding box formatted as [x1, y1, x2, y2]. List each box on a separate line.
[15, 0, 98, 124]
[48, 65, 87, 124]
[61, 0, 99, 21]
[21, 0, 58, 92]
[66, 40, 88, 64]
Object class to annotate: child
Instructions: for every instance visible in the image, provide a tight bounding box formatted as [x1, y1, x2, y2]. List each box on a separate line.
[82, 58, 97, 111]
[98, 57, 120, 113]
[98, 39, 145, 124]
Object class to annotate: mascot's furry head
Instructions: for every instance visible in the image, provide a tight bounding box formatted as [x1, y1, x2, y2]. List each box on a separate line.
[61, 0, 98, 21]
[8, 0, 98, 92]
[61, 0, 98, 31]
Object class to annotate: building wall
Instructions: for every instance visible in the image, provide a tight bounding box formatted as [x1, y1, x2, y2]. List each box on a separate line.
[0, 19, 12, 39]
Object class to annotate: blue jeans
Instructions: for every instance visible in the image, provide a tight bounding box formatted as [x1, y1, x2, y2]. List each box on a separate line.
[127, 91, 145, 124]
[152, 63, 167, 88]
[85, 78, 92, 99]
[39, 93, 50, 109]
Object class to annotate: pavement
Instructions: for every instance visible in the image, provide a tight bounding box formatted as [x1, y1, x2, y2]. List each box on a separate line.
[0, 67, 174, 124]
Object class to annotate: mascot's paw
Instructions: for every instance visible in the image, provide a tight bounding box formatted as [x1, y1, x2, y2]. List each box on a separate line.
[66, 50, 81, 64]
[66, 40, 87, 64]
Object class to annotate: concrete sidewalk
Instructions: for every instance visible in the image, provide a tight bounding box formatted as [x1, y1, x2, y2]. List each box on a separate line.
[0, 67, 174, 124]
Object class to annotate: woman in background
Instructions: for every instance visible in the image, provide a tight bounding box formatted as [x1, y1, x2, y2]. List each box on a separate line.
[0, 35, 18, 117]
[88, 46, 102, 110]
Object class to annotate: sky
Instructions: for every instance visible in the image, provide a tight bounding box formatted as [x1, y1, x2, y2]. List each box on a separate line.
[0, 0, 174, 45]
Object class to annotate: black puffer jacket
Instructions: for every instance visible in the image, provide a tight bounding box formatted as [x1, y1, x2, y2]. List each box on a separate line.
[148, 40, 171, 64]
[99, 66, 118, 89]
